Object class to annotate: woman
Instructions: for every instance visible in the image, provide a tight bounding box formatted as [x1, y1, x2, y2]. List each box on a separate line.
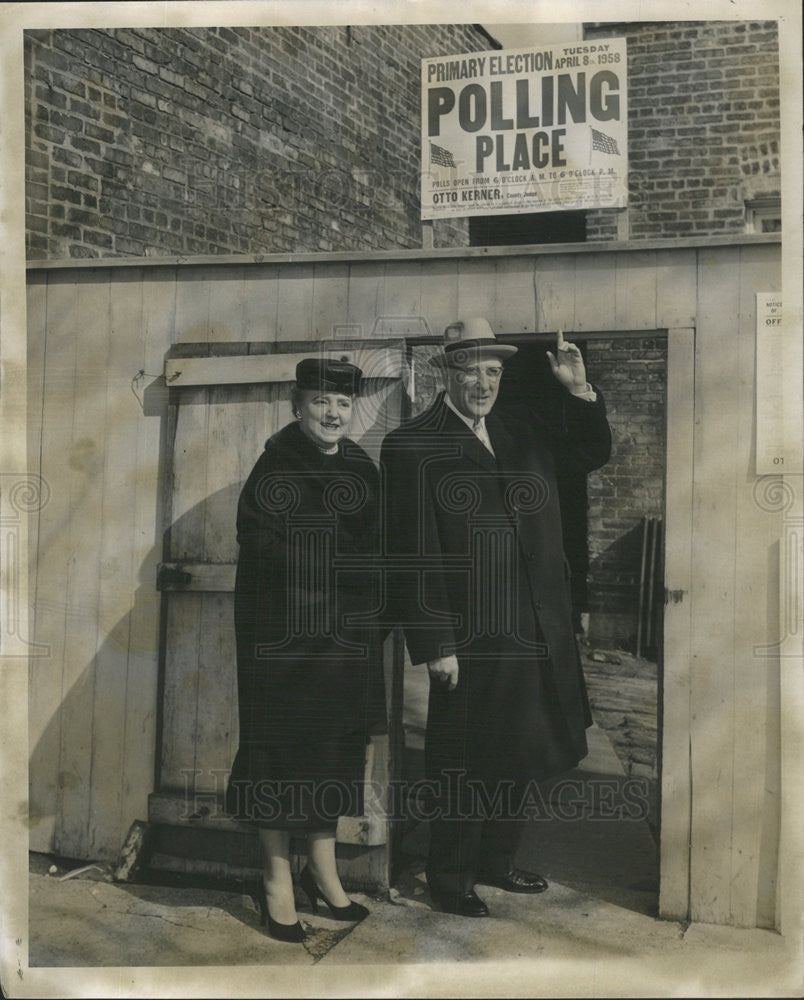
[225, 358, 386, 942]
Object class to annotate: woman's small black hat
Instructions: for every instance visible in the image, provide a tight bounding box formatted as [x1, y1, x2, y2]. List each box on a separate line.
[295, 358, 362, 395]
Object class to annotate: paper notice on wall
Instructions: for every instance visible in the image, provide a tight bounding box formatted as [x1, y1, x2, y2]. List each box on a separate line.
[421, 39, 628, 220]
[755, 292, 786, 475]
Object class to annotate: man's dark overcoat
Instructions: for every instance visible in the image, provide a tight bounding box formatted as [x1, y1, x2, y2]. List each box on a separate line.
[381, 389, 611, 794]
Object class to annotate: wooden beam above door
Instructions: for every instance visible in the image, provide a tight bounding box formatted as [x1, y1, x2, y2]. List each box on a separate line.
[164, 347, 405, 387]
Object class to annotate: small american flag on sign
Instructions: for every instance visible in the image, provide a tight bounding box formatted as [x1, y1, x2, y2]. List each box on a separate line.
[590, 127, 620, 155]
[430, 142, 456, 167]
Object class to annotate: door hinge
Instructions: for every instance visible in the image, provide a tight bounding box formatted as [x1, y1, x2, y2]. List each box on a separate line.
[156, 563, 192, 590]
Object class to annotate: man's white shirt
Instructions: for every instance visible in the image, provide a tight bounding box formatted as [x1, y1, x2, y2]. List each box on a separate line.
[445, 395, 495, 455]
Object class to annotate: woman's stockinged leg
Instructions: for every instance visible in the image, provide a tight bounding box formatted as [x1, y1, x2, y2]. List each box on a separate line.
[307, 830, 351, 908]
[258, 828, 298, 924]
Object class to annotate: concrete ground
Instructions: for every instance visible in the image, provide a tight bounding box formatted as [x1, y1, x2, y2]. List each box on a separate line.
[24, 725, 801, 998]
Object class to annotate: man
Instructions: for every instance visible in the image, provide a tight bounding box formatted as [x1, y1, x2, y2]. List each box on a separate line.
[380, 317, 611, 917]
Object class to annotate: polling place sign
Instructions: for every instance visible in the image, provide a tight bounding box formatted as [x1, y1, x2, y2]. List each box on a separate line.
[421, 39, 628, 219]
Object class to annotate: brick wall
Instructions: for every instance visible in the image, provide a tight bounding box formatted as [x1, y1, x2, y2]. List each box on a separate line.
[25, 21, 781, 257]
[585, 20, 780, 241]
[585, 337, 667, 648]
[25, 24, 491, 259]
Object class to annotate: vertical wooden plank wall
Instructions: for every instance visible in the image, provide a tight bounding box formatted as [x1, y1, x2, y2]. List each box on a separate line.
[725, 245, 782, 928]
[243, 264, 279, 341]
[161, 268, 214, 798]
[30, 271, 80, 853]
[24, 274, 47, 656]
[652, 251, 696, 923]
[30, 269, 115, 853]
[173, 267, 212, 343]
[658, 326, 695, 921]
[456, 257, 498, 322]
[27, 244, 783, 931]
[533, 256, 576, 331]
[687, 245, 782, 927]
[312, 262, 350, 339]
[736, 246, 783, 929]
[126, 266, 176, 838]
[88, 268, 144, 857]
[26, 271, 56, 853]
[493, 257, 537, 333]
[27, 266, 178, 859]
[206, 263, 245, 344]
[419, 259, 459, 337]
[689, 248, 742, 923]
[573, 255, 615, 331]
[277, 264, 315, 339]
[345, 261, 388, 338]
[195, 384, 241, 790]
[52, 270, 110, 852]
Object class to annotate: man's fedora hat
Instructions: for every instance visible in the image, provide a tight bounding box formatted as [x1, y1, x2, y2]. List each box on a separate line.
[436, 317, 519, 366]
[295, 357, 362, 395]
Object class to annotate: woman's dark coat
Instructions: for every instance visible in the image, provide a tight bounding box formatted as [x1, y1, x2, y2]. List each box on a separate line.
[231, 421, 386, 760]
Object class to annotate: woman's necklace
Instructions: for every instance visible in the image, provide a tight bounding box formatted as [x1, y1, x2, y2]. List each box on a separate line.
[297, 421, 339, 455]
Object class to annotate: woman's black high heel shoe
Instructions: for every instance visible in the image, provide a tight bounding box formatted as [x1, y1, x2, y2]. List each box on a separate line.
[299, 865, 369, 922]
[254, 878, 306, 943]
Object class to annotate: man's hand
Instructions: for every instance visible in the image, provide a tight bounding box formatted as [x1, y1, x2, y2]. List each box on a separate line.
[546, 329, 588, 394]
[427, 655, 459, 691]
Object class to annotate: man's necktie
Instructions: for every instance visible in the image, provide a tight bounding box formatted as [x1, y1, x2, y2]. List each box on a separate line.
[472, 417, 495, 456]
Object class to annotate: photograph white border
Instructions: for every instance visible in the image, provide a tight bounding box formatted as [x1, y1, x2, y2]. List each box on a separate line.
[1, 1, 801, 996]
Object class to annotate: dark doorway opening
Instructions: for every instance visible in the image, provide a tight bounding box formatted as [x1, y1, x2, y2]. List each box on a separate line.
[396, 329, 666, 915]
[469, 210, 587, 246]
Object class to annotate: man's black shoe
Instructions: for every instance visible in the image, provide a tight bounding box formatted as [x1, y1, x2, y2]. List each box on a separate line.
[476, 867, 549, 894]
[429, 886, 490, 917]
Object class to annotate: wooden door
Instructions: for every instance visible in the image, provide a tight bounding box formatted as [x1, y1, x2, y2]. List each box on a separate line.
[150, 341, 404, 886]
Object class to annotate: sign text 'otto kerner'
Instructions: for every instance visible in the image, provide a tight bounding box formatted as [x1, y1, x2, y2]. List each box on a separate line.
[421, 40, 628, 219]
